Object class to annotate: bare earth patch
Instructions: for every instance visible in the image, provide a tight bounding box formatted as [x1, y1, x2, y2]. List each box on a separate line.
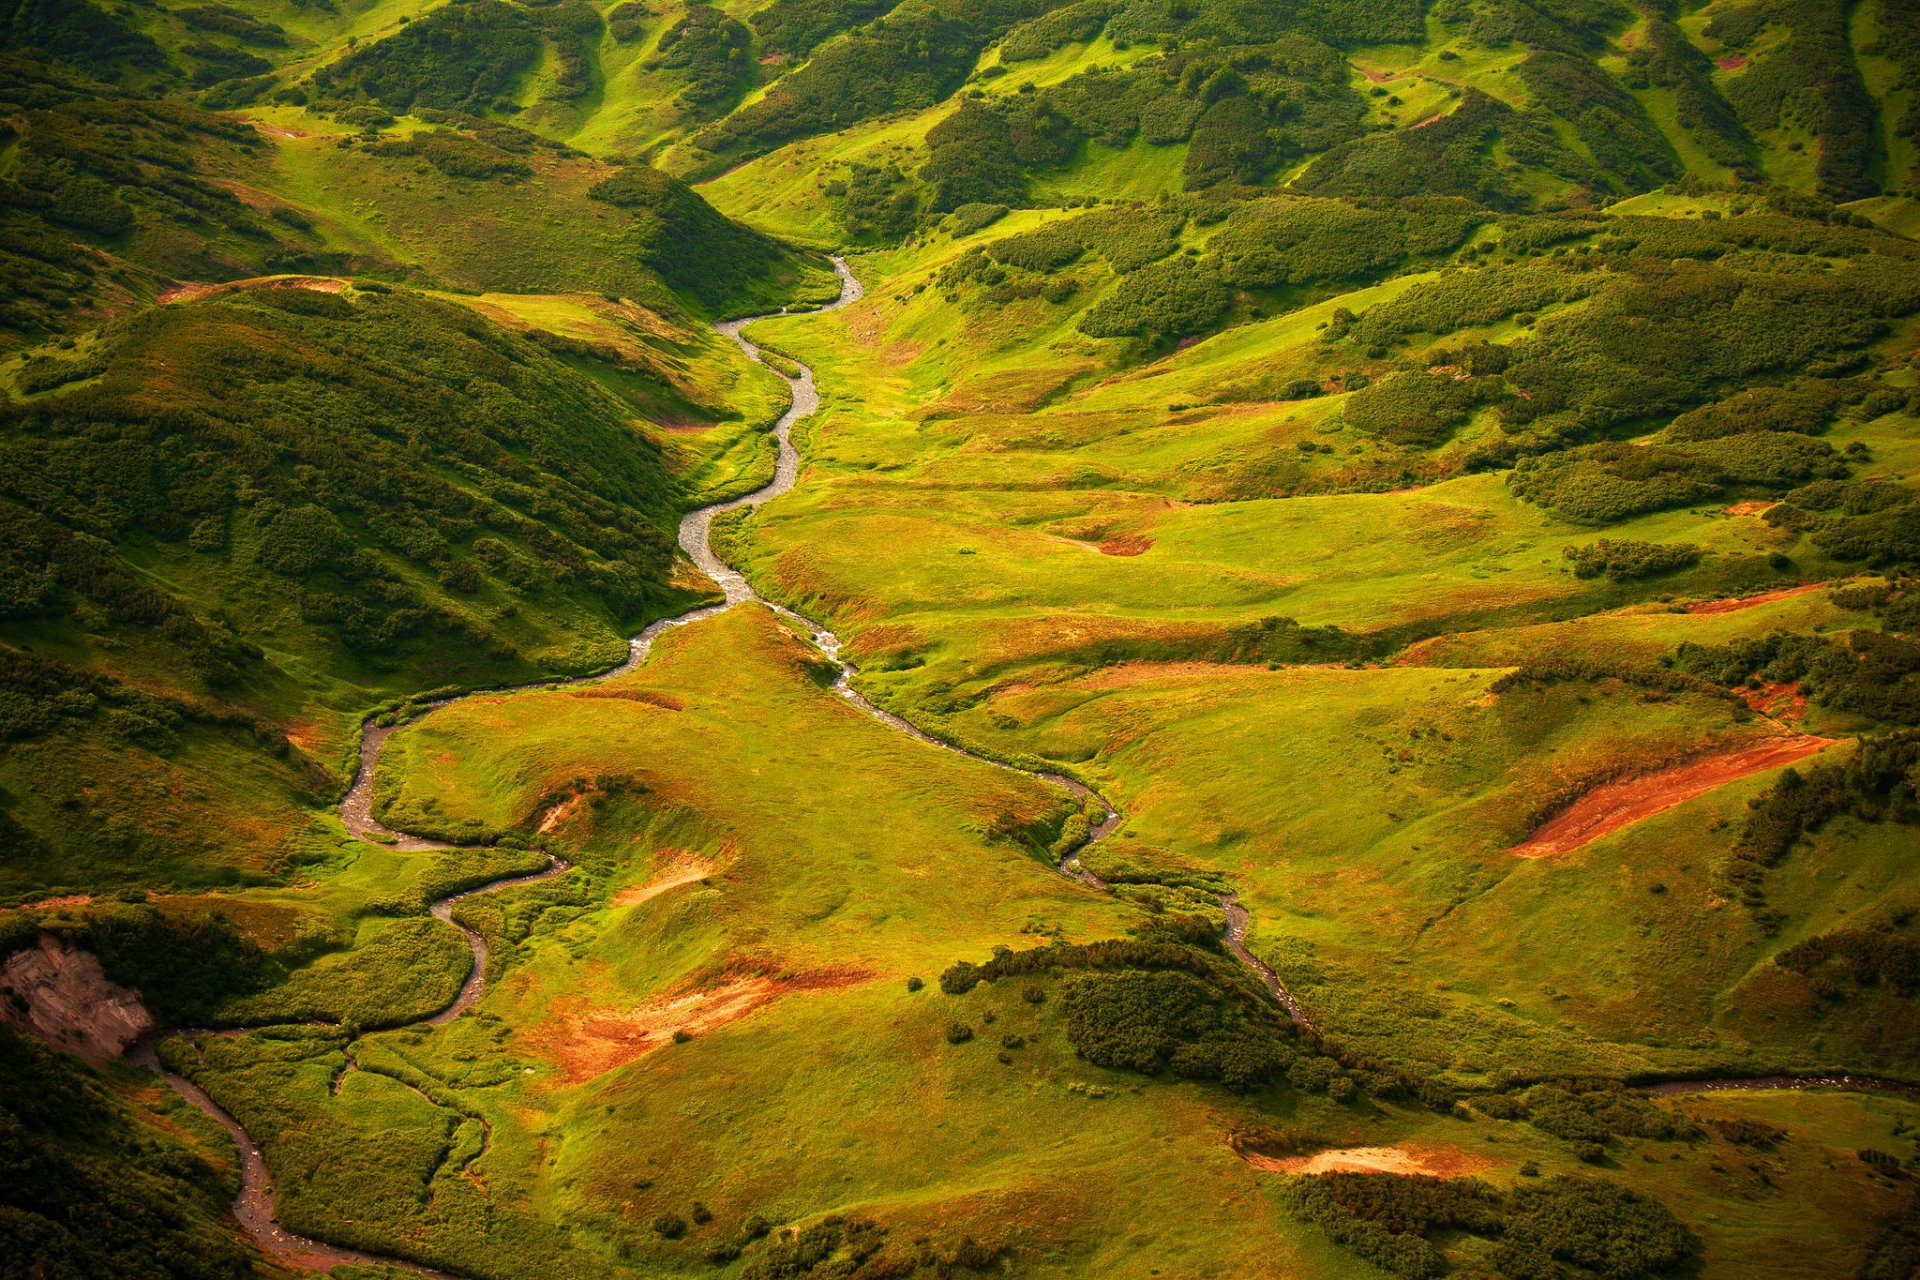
[1724, 500, 1776, 516]
[1097, 535, 1154, 556]
[527, 969, 869, 1082]
[612, 854, 714, 907]
[1687, 583, 1822, 614]
[1243, 1145, 1494, 1177]
[1515, 734, 1837, 857]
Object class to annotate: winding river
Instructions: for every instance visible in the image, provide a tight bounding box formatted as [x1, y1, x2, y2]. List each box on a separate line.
[131, 257, 1901, 1277]
[141, 258, 1299, 1277]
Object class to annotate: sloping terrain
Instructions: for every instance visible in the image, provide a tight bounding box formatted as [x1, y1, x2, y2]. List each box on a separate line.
[3, 2, 1920, 1279]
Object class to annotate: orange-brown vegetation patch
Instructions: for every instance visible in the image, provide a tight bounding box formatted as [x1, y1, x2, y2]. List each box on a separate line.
[1514, 733, 1837, 857]
[1098, 534, 1154, 556]
[16, 894, 95, 911]
[1724, 500, 1776, 516]
[1243, 1145, 1494, 1177]
[567, 688, 686, 711]
[1716, 54, 1748, 70]
[526, 969, 870, 1082]
[1687, 583, 1822, 614]
[159, 276, 348, 306]
[611, 853, 713, 907]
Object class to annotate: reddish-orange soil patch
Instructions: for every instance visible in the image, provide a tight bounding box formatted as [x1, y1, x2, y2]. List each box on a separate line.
[1243, 1145, 1493, 1177]
[1716, 54, 1748, 70]
[1724, 500, 1776, 516]
[1741, 681, 1808, 720]
[1687, 583, 1822, 614]
[526, 969, 868, 1082]
[1097, 535, 1154, 556]
[1412, 112, 1448, 129]
[611, 854, 713, 907]
[1515, 734, 1837, 857]
[1360, 66, 1396, 82]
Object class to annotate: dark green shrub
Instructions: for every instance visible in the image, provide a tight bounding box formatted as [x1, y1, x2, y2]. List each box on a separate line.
[1562, 540, 1701, 581]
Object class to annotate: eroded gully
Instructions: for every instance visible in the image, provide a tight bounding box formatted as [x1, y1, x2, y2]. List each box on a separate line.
[135, 257, 1891, 1277]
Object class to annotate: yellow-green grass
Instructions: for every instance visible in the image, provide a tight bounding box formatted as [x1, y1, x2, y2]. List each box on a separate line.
[695, 106, 955, 246]
[176, 603, 1421, 1277]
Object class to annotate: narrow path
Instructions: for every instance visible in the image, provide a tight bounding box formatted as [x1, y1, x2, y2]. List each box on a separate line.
[142, 257, 1312, 1277]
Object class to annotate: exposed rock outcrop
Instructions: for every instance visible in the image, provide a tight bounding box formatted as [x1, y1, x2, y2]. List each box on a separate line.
[1, 932, 154, 1063]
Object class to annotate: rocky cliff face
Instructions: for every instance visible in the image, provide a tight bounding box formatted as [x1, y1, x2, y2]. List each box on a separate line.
[1, 933, 154, 1063]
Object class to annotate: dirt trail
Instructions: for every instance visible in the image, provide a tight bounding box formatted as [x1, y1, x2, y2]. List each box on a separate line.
[132, 257, 1312, 1277]
[1514, 734, 1836, 857]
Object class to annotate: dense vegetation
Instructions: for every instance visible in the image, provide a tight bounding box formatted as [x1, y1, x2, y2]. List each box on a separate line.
[0, 1025, 251, 1279]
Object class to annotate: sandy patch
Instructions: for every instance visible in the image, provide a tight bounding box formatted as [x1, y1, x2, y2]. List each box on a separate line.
[1244, 1145, 1493, 1177]
[1687, 583, 1823, 614]
[527, 969, 868, 1082]
[612, 854, 713, 906]
[159, 276, 348, 306]
[539, 793, 587, 834]
[1514, 733, 1838, 857]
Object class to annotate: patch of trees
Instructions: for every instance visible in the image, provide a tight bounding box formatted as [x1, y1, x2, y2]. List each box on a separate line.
[1778, 924, 1920, 999]
[0, 61, 325, 344]
[178, 5, 288, 46]
[651, 3, 751, 112]
[1294, 90, 1594, 209]
[693, 0, 1046, 170]
[1562, 539, 1701, 582]
[1767, 480, 1920, 571]
[1507, 444, 1727, 524]
[1286, 1171, 1698, 1280]
[1621, 18, 1753, 171]
[586, 163, 812, 312]
[1061, 968, 1290, 1088]
[982, 205, 1184, 273]
[1, 290, 687, 669]
[1212, 197, 1477, 291]
[1673, 631, 1920, 726]
[0, 0, 171, 77]
[314, 0, 603, 112]
[1475, 1082, 1701, 1152]
[733, 1214, 1000, 1278]
[1345, 370, 1500, 446]
[1706, 732, 1920, 930]
[1078, 256, 1228, 341]
[0, 1026, 253, 1280]
[1001, 0, 1115, 60]
[1717, 0, 1878, 200]
[750, 0, 899, 59]
[1516, 51, 1678, 192]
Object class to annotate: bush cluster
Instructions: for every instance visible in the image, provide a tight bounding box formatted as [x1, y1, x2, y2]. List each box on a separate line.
[1562, 539, 1701, 582]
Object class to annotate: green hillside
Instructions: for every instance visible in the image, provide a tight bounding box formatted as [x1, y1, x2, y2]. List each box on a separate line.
[4, 1, 1920, 1279]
